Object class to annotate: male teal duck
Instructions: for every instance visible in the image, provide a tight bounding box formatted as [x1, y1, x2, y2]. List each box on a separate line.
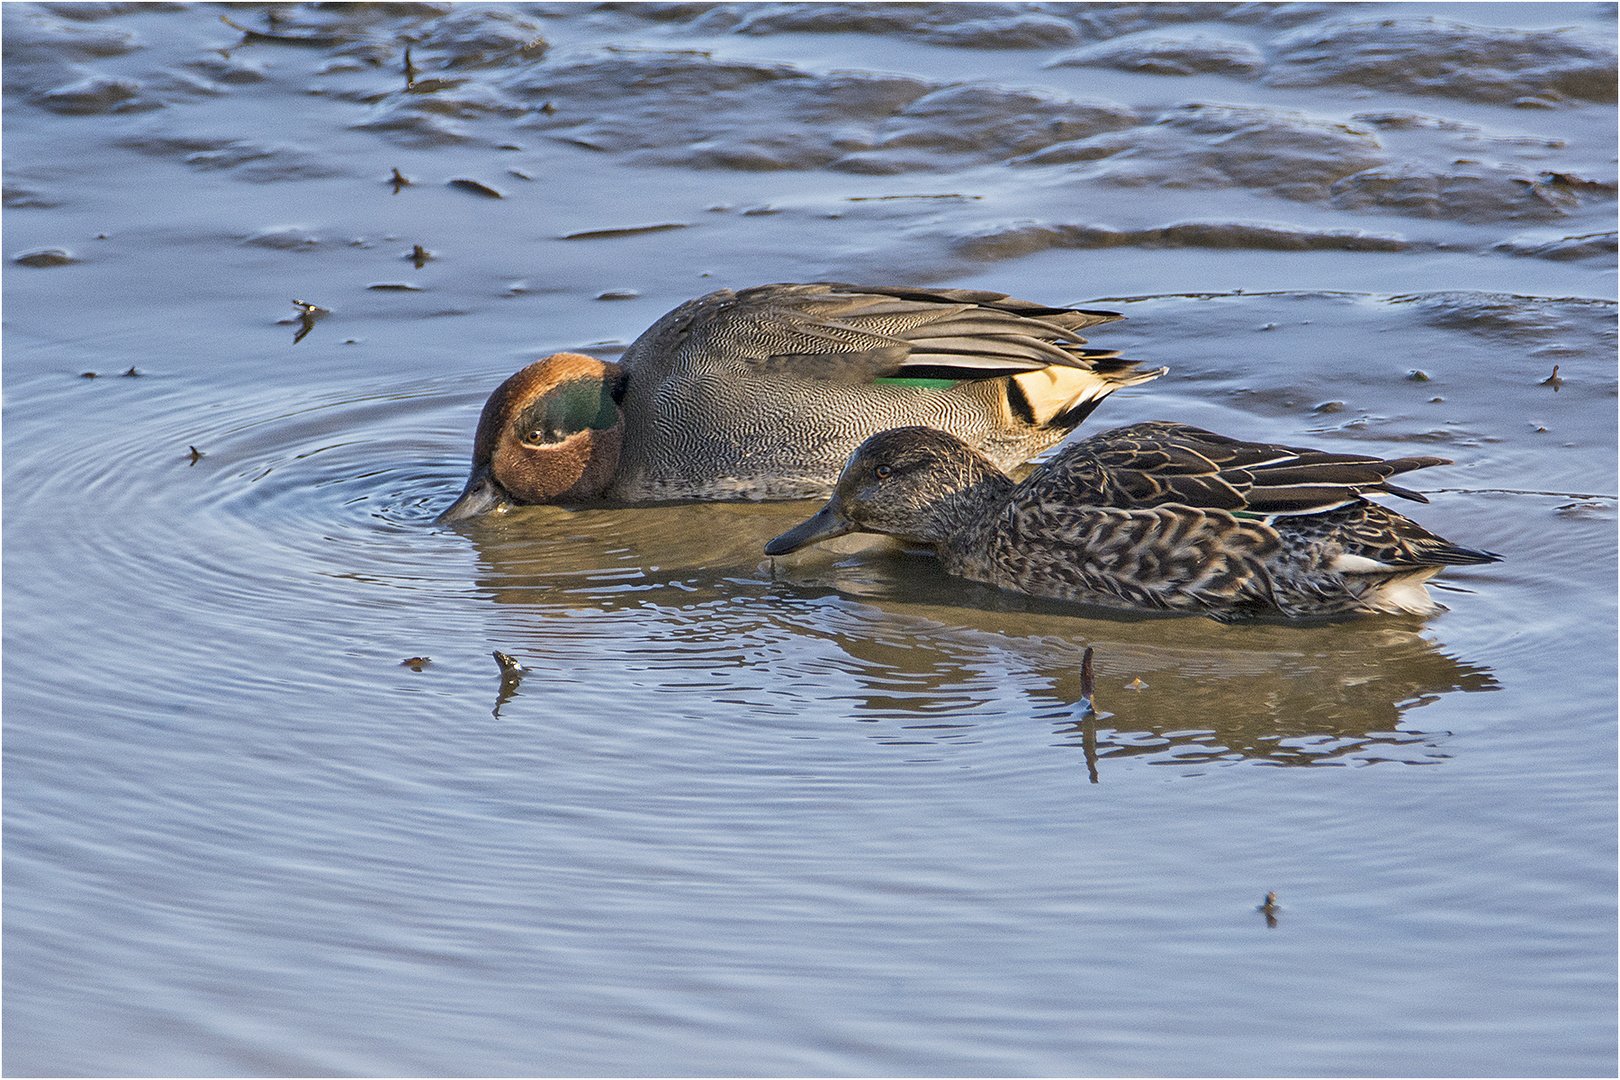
[438, 282, 1164, 520]
[765, 422, 1501, 620]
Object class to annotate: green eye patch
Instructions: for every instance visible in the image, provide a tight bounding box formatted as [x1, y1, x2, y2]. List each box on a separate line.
[515, 377, 619, 444]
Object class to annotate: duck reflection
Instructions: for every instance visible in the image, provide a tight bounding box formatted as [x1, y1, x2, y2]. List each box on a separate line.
[450, 501, 1497, 772]
[1041, 627, 1497, 776]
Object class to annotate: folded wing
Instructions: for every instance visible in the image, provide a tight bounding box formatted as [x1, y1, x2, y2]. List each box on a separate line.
[1046, 421, 1455, 516]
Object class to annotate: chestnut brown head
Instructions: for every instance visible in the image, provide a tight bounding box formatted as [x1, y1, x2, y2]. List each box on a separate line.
[438, 353, 627, 521]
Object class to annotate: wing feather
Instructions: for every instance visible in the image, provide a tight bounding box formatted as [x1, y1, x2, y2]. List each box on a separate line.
[1040, 422, 1456, 516]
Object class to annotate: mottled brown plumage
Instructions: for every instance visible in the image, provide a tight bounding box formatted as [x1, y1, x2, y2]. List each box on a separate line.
[439, 283, 1164, 520]
[766, 423, 1500, 620]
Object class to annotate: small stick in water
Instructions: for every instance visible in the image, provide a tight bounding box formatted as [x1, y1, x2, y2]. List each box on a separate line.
[1541, 364, 1563, 390]
[1078, 646, 1096, 714]
[389, 168, 411, 194]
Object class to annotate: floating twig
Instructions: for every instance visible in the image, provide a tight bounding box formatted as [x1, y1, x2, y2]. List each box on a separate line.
[1541, 364, 1563, 391]
[401, 657, 431, 671]
[389, 167, 411, 194]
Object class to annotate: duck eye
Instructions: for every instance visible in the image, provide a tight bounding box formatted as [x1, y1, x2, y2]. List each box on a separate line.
[875, 465, 892, 479]
[525, 428, 547, 444]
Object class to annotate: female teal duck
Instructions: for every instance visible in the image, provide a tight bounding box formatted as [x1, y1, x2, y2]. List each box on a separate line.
[765, 422, 1501, 620]
[439, 283, 1163, 520]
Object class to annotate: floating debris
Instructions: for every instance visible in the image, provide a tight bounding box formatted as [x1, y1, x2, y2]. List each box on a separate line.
[562, 223, 688, 241]
[401, 656, 431, 671]
[15, 248, 79, 267]
[1259, 891, 1280, 928]
[846, 193, 981, 201]
[596, 289, 640, 301]
[121, 366, 141, 377]
[187, 445, 204, 464]
[1312, 400, 1346, 414]
[402, 44, 418, 90]
[389, 167, 411, 194]
[1407, 369, 1430, 382]
[1125, 677, 1148, 690]
[448, 178, 504, 199]
[367, 282, 422, 291]
[493, 650, 528, 715]
[1077, 646, 1096, 715]
[219, 13, 347, 46]
[411, 77, 462, 95]
[1541, 364, 1563, 390]
[407, 244, 431, 268]
[80, 371, 97, 379]
[290, 299, 329, 343]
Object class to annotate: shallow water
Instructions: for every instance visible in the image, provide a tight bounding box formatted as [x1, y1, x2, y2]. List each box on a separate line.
[4, 3, 1616, 1077]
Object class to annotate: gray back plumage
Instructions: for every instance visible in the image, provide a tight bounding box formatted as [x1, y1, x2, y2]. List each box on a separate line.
[608, 283, 1159, 501]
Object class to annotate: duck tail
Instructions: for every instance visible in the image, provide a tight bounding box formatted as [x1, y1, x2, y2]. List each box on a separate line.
[1014, 360, 1168, 431]
[1358, 568, 1447, 616]
[1409, 540, 1503, 567]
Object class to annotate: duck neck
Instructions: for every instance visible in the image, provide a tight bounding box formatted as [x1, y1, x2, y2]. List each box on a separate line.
[926, 467, 1017, 550]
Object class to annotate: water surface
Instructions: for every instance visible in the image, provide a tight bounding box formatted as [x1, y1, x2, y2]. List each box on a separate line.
[4, 3, 1616, 1076]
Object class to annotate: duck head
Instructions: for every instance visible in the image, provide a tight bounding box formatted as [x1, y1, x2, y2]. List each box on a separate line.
[438, 353, 628, 521]
[765, 427, 1014, 555]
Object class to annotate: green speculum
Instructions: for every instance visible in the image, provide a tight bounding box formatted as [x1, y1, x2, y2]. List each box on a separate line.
[873, 376, 960, 389]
